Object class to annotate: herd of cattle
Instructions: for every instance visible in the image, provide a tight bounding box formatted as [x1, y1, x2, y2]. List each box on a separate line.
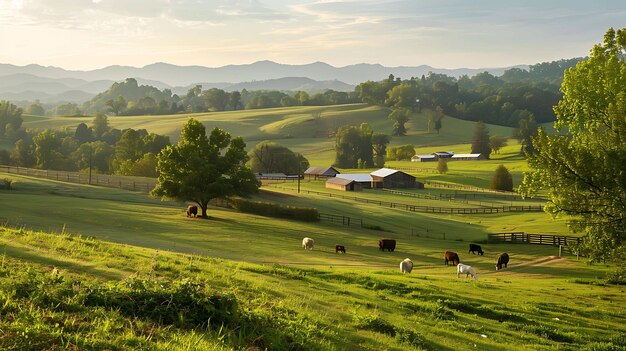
[301, 237, 510, 281]
[186, 205, 511, 279]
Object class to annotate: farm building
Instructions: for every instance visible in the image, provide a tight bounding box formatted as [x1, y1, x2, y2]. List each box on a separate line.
[304, 166, 340, 179]
[450, 153, 485, 161]
[335, 174, 382, 189]
[432, 151, 454, 159]
[325, 177, 363, 191]
[370, 168, 423, 189]
[411, 154, 437, 162]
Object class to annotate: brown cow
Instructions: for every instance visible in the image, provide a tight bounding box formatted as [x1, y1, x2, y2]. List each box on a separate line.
[379, 239, 396, 252]
[444, 251, 460, 266]
[335, 245, 346, 254]
[186, 205, 198, 217]
[496, 253, 510, 270]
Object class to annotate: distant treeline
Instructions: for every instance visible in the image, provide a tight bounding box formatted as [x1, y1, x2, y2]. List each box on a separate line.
[357, 58, 582, 127]
[16, 58, 581, 128]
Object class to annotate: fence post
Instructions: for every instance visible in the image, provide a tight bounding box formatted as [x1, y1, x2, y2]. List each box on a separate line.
[559, 245, 562, 257]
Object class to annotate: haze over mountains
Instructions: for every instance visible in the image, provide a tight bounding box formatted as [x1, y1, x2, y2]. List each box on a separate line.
[0, 60, 528, 103]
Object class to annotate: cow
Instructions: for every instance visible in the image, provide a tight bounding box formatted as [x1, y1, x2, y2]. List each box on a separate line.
[379, 239, 396, 252]
[457, 263, 478, 280]
[335, 245, 346, 254]
[496, 253, 510, 271]
[444, 251, 460, 266]
[469, 243, 484, 256]
[302, 237, 314, 250]
[186, 205, 198, 217]
[400, 258, 413, 273]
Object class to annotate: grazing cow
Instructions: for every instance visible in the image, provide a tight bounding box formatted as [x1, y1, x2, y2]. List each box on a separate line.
[335, 245, 346, 254]
[379, 239, 396, 252]
[302, 237, 314, 250]
[186, 205, 198, 217]
[400, 258, 413, 273]
[444, 251, 460, 266]
[457, 263, 478, 280]
[496, 253, 510, 271]
[469, 243, 484, 256]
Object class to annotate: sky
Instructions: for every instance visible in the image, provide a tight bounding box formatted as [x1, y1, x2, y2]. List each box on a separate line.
[1, 0, 625, 70]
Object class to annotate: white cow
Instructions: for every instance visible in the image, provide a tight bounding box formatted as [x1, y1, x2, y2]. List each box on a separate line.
[400, 258, 413, 273]
[302, 237, 314, 250]
[457, 263, 478, 280]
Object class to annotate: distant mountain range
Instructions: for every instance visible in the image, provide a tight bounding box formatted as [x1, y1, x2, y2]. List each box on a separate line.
[0, 60, 528, 103]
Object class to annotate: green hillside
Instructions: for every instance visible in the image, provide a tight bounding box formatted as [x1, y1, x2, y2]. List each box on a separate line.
[0, 176, 624, 350]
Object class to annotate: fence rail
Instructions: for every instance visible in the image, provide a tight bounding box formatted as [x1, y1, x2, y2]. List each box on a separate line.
[0, 165, 157, 193]
[266, 184, 543, 214]
[488, 232, 582, 254]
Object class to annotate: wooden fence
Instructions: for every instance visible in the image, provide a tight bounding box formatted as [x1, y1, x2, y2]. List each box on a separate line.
[0, 165, 157, 193]
[267, 184, 544, 214]
[488, 232, 582, 254]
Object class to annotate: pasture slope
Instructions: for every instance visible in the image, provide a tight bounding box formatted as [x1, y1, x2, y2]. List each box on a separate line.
[1, 172, 626, 350]
[18, 104, 514, 164]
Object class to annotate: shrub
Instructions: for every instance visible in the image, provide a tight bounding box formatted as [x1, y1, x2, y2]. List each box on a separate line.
[353, 313, 396, 336]
[0, 178, 12, 190]
[491, 164, 513, 191]
[437, 158, 448, 174]
[605, 267, 626, 285]
[231, 198, 319, 222]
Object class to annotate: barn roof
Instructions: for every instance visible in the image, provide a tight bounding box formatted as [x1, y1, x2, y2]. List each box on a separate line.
[412, 154, 436, 159]
[325, 177, 355, 186]
[432, 151, 454, 156]
[304, 166, 340, 175]
[371, 168, 400, 177]
[451, 153, 482, 158]
[336, 174, 373, 182]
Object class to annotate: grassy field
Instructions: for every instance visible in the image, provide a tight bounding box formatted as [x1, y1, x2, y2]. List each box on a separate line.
[4, 105, 625, 350]
[0, 193, 624, 350]
[18, 104, 515, 166]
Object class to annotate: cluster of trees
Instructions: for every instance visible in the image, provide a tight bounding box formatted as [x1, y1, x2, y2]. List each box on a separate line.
[520, 28, 626, 261]
[2, 109, 170, 177]
[247, 141, 309, 175]
[20, 79, 361, 117]
[356, 59, 581, 128]
[333, 123, 389, 168]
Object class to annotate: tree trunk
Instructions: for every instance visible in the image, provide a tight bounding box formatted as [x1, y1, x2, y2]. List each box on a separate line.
[200, 200, 209, 218]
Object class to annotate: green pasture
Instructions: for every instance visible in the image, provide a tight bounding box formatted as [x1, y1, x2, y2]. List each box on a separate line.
[0, 221, 624, 350]
[16, 104, 518, 167]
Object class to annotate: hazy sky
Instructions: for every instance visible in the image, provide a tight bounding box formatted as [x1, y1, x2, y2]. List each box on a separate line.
[1, 0, 625, 70]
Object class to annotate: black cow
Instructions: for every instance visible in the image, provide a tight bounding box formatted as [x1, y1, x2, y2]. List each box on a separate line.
[496, 253, 510, 271]
[469, 243, 484, 256]
[379, 239, 396, 252]
[444, 251, 460, 266]
[335, 245, 346, 254]
[186, 205, 198, 217]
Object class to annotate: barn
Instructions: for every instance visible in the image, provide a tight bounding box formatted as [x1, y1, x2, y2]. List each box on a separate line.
[370, 168, 423, 189]
[304, 166, 340, 179]
[335, 174, 382, 189]
[411, 154, 437, 162]
[432, 151, 454, 159]
[325, 177, 363, 191]
[450, 153, 485, 161]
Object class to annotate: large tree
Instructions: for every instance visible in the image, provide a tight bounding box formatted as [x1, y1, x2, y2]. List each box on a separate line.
[248, 141, 309, 174]
[519, 28, 626, 261]
[152, 118, 259, 218]
[388, 108, 410, 136]
[334, 123, 374, 168]
[371, 133, 390, 167]
[0, 101, 23, 136]
[470, 121, 491, 158]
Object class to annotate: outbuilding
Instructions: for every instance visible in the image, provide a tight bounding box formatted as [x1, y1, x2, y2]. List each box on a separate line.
[325, 177, 363, 191]
[411, 154, 437, 162]
[304, 166, 340, 179]
[370, 168, 423, 189]
[335, 173, 382, 189]
[450, 153, 485, 161]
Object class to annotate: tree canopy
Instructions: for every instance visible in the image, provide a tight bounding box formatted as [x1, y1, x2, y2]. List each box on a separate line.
[247, 141, 309, 174]
[152, 118, 259, 218]
[519, 28, 626, 261]
[333, 123, 374, 168]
